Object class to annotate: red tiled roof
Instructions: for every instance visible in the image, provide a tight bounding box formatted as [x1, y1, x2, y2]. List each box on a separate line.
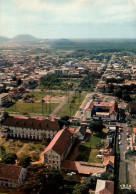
[133, 128, 136, 134]
[44, 128, 73, 156]
[0, 164, 22, 181]
[102, 156, 114, 168]
[61, 160, 105, 175]
[3, 116, 60, 131]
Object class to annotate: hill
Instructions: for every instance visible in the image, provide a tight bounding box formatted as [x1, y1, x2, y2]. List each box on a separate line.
[0, 36, 9, 42]
[11, 34, 38, 42]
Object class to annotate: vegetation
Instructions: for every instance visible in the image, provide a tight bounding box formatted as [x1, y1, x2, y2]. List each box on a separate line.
[1, 153, 17, 164]
[89, 121, 104, 133]
[79, 72, 101, 91]
[40, 74, 81, 90]
[125, 150, 136, 159]
[58, 93, 86, 117]
[7, 100, 58, 115]
[21, 164, 78, 194]
[18, 155, 32, 168]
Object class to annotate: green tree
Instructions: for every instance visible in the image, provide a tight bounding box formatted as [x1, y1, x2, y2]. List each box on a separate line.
[18, 155, 31, 168]
[114, 88, 122, 98]
[72, 183, 89, 194]
[2, 153, 17, 164]
[89, 121, 104, 133]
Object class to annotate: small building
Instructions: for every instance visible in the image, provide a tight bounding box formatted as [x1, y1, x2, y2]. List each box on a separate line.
[0, 93, 9, 106]
[44, 128, 74, 169]
[0, 164, 27, 188]
[95, 179, 114, 194]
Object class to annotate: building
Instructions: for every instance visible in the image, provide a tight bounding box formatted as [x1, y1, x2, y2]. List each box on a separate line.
[84, 101, 118, 121]
[95, 179, 114, 194]
[44, 128, 74, 169]
[0, 164, 27, 188]
[2, 116, 61, 140]
[61, 160, 106, 176]
[0, 93, 9, 106]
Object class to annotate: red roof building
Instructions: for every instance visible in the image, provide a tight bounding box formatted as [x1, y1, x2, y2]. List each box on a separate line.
[0, 164, 27, 188]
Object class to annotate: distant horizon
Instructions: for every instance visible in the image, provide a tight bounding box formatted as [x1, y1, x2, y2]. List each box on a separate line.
[1, 34, 136, 40]
[0, 0, 136, 39]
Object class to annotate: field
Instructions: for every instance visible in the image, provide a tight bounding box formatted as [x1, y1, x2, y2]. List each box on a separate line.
[58, 92, 86, 117]
[6, 91, 67, 115]
[0, 138, 46, 162]
[76, 134, 105, 163]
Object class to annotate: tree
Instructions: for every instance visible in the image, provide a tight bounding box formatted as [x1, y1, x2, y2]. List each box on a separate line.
[2, 153, 17, 164]
[18, 155, 31, 168]
[100, 171, 114, 181]
[0, 146, 6, 159]
[72, 183, 89, 194]
[3, 111, 9, 119]
[122, 94, 132, 102]
[89, 121, 104, 133]
[114, 88, 122, 98]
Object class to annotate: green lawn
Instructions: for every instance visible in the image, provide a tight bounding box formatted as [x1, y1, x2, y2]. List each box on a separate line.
[83, 135, 101, 149]
[58, 93, 86, 117]
[76, 135, 103, 163]
[7, 101, 58, 115]
[27, 91, 65, 100]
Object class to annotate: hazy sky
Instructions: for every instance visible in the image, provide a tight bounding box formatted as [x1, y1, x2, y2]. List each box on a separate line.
[0, 0, 136, 39]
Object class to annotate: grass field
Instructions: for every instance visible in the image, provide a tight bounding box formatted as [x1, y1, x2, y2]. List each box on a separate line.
[7, 101, 58, 115]
[58, 92, 86, 117]
[0, 139, 46, 162]
[76, 135, 103, 163]
[28, 91, 65, 100]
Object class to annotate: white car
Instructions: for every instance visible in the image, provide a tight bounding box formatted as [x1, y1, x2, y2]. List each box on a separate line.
[119, 141, 122, 145]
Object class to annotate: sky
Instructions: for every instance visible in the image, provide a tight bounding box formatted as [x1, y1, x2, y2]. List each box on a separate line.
[0, 0, 136, 39]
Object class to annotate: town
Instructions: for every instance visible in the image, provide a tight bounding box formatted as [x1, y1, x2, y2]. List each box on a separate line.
[0, 37, 136, 194]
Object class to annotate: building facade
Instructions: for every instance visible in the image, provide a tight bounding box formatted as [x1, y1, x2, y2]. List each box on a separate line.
[2, 116, 61, 140]
[44, 128, 74, 169]
[0, 93, 9, 106]
[0, 164, 27, 188]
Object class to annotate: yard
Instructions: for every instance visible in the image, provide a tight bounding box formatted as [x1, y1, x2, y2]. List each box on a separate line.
[57, 92, 86, 117]
[7, 101, 58, 115]
[0, 138, 46, 162]
[76, 134, 106, 163]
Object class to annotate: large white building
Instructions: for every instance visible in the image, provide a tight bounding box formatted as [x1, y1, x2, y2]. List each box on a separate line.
[2, 116, 61, 140]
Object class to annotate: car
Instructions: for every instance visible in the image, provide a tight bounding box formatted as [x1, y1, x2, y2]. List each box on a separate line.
[127, 142, 130, 145]
[119, 141, 122, 145]
[127, 146, 130, 150]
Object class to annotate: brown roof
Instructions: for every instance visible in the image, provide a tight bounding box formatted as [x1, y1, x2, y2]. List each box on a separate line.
[103, 156, 115, 168]
[0, 164, 22, 181]
[44, 128, 73, 156]
[3, 116, 61, 131]
[61, 160, 106, 175]
[95, 179, 114, 194]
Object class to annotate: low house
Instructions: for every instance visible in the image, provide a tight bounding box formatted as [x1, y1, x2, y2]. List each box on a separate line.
[74, 126, 86, 140]
[102, 155, 115, 170]
[2, 116, 61, 140]
[44, 128, 74, 169]
[0, 164, 27, 188]
[95, 179, 114, 194]
[61, 160, 106, 176]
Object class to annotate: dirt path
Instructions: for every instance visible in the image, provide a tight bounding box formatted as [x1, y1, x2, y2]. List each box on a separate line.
[32, 147, 47, 164]
[50, 91, 74, 117]
[16, 143, 27, 156]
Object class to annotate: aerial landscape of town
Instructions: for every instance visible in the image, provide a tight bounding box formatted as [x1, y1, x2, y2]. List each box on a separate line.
[0, 0, 136, 194]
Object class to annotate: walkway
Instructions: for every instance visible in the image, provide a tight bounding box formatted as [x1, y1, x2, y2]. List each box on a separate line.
[50, 91, 74, 117]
